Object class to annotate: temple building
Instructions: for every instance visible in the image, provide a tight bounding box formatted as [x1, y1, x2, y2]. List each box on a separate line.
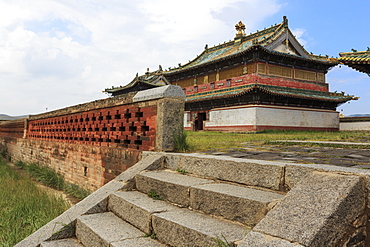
[105, 16, 357, 132]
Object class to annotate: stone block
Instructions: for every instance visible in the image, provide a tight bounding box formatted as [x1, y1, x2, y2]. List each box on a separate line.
[152, 208, 246, 247]
[190, 183, 284, 226]
[108, 191, 176, 234]
[133, 85, 185, 102]
[155, 97, 185, 151]
[164, 153, 285, 190]
[285, 163, 370, 202]
[253, 171, 367, 246]
[238, 231, 304, 247]
[40, 238, 84, 247]
[110, 237, 166, 247]
[76, 212, 143, 247]
[135, 170, 213, 206]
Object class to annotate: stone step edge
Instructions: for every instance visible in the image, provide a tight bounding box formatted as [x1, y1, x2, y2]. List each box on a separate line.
[108, 190, 252, 233]
[134, 170, 284, 209]
[135, 169, 285, 195]
[75, 212, 148, 247]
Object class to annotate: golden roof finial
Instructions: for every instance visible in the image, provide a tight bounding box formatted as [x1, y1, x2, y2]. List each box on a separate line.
[235, 21, 246, 38]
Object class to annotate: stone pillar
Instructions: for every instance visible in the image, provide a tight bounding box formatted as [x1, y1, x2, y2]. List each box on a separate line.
[133, 85, 185, 151]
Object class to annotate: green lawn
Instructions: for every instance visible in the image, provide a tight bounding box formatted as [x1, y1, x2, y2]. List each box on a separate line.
[186, 130, 370, 152]
[0, 159, 69, 247]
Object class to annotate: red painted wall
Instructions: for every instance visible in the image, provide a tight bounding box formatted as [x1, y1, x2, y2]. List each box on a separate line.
[184, 74, 328, 96]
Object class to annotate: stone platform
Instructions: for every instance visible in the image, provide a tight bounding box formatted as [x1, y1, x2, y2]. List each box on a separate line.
[204, 140, 370, 168]
[16, 152, 370, 247]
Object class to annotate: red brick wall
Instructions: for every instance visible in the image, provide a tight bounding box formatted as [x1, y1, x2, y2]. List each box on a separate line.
[0, 119, 25, 138]
[0, 138, 140, 191]
[27, 104, 157, 151]
[0, 86, 185, 191]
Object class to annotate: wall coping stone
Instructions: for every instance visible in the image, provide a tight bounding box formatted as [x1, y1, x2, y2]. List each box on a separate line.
[133, 85, 185, 102]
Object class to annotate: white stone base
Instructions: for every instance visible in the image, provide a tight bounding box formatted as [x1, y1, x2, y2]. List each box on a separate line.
[340, 121, 370, 131]
[185, 105, 339, 132]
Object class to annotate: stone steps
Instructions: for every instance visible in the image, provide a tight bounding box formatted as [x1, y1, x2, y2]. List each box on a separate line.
[108, 190, 246, 247]
[39, 168, 285, 247]
[76, 211, 165, 247]
[135, 170, 284, 226]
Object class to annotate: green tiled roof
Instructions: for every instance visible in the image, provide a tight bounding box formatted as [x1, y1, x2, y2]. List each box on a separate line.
[186, 84, 357, 103]
[104, 67, 168, 93]
[339, 51, 370, 63]
[338, 50, 370, 75]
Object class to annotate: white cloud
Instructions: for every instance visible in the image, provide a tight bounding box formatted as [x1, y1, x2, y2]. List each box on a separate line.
[291, 28, 307, 47]
[0, 0, 283, 115]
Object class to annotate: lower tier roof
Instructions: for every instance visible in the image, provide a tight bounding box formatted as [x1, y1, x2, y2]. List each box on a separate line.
[185, 83, 357, 103]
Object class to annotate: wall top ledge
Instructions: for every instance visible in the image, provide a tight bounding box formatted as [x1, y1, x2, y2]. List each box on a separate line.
[133, 85, 185, 103]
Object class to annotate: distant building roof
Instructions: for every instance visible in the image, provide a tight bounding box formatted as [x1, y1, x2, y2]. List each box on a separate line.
[104, 67, 169, 95]
[338, 50, 370, 76]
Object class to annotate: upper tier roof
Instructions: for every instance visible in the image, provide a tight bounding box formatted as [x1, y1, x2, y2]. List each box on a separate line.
[338, 50, 370, 76]
[163, 16, 333, 74]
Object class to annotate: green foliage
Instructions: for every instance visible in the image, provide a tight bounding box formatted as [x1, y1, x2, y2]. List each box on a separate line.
[15, 160, 90, 199]
[176, 167, 188, 175]
[64, 182, 90, 200]
[213, 234, 233, 247]
[0, 148, 10, 161]
[173, 130, 190, 152]
[0, 149, 6, 158]
[16, 161, 64, 190]
[144, 232, 157, 239]
[148, 190, 162, 200]
[0, 158, 68, 246]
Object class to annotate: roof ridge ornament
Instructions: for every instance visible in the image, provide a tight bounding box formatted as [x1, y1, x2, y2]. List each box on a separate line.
[235, 21, 246, 38]
[283, 16, 288, 27]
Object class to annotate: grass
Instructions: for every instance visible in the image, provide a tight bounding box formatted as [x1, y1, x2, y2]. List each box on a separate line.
[186, 130, 370, 152]
[213, 234, 233, 247]
[176, 167, 188, 175]
[15, 161, 64, 190]
[148, 190, 162, 200]
[15, 161, 90, 200]
[144, 232, 157, 239]
[173, 130, 191, 152]
[0, 158, 69, 247]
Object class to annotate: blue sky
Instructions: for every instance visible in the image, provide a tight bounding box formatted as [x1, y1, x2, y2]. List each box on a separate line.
[0, 0, 368, 116]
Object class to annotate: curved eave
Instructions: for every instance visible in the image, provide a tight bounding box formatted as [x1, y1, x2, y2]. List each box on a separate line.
[338, 58, 370, 64]
[104, 79, 161, 93]
[186, 84, 355, 103]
